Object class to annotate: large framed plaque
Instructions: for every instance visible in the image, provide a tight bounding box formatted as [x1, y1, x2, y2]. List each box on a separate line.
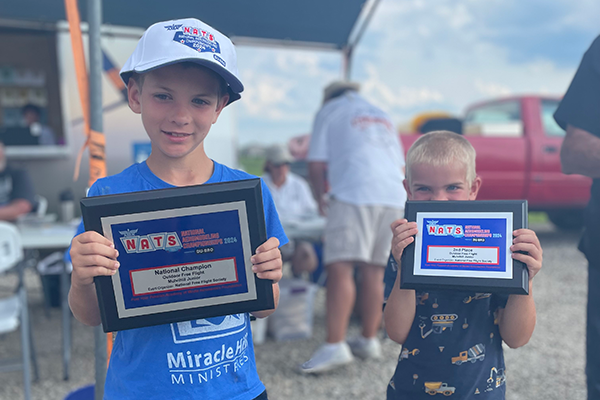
[80, 178, 273, 332]
[400, 200, 529, 294]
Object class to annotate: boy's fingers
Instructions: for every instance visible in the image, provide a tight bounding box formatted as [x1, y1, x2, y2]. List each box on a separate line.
[392, 221, 417, 234]
[87, 266, 119, 277]
[393, 228, 417, 243]
[72, 262, 119, 287]
[511, 253, 541, 274]
[252, 256, 282, 272]
[251, 246, 281, 264]
[76, 231, 114, 247]
[74, 255, 120, 271]
[392, 236, 414, 258]
[76, 242, 119, 259]
[511, 242, 542, 261]
[256, 271, 281, 281]
[391, 218, 408, 230]
[255, 237, 280, 254]
[513, 230, 541, 247]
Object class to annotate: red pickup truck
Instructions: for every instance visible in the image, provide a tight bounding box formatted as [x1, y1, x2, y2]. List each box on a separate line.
[288, 95, 591, 230]
[400, 95, 591, 229]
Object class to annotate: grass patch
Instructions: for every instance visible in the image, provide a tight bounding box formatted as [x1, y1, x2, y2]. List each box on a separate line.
[529, 212, 548, 224]
[239, 156, 266, 176]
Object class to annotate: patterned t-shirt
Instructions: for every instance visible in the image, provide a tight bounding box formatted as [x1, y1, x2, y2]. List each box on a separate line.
[384, 256, 509, 399]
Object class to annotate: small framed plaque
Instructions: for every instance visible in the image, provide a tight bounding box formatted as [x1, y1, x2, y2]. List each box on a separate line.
[400, 200, 529, 294]
[80, 178, 273, 332]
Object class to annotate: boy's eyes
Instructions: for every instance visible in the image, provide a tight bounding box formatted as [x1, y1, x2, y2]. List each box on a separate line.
[414, 186, 462, 192]
[151, 94, 209, 105]
[154, 93, 171, 100]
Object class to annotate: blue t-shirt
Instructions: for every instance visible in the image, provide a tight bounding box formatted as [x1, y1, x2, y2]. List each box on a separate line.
[384, 256, 509, 399]
[74, 161, 288, 400]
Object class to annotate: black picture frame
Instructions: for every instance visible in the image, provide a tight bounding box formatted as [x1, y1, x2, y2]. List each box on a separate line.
[400, 200, 529, 295]
[80, 178, 273, 332]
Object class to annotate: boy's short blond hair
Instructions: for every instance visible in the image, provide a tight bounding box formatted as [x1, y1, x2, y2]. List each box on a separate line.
[406, 130, 477, 185]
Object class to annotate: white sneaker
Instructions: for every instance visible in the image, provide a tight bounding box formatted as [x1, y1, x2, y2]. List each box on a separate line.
[348, 336, 382, 360]
[300, 342, 354, 374]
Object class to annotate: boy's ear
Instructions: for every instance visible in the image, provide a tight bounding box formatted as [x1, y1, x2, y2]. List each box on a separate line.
[469, 175, 483, 200]
[403, 178, 413, 200]
[212, 93, 230, 124]
[127, 79, 142, 114]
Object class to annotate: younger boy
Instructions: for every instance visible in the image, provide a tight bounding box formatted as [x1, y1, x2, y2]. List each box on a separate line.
[68, 18, 287, 400]
[383, 131, 542, 399]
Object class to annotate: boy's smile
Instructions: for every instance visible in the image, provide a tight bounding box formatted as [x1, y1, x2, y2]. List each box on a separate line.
[404, 161, 481, 201]
[127, 64, 228, 164]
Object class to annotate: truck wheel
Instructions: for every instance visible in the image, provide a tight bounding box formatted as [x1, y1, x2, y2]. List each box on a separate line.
[428, 391, 437, 395]
[547, 209, 584, 231]
[443, 391, 453, 396]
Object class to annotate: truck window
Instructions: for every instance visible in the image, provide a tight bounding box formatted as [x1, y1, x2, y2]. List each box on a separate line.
[540, 99, 565, 137]
[463, 101, 522, 137]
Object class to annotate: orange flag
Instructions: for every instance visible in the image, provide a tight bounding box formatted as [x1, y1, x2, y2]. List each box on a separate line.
[64, 0, 107, 187]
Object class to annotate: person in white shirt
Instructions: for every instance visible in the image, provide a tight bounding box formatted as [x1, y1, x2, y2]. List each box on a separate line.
[302, 81, 407, 374]
[262, 144, 319, 276]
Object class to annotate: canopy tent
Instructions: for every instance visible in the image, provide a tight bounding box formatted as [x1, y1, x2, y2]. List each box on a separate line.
[1, 0, 377, 51]
[0, 0, 380, 397]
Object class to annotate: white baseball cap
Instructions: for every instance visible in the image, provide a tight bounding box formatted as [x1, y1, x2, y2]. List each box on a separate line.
[265, 144, 294, 165]
[120, 18, 244, 105]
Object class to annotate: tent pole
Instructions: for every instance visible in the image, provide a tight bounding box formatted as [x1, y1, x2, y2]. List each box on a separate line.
[342, 45, 354, 80]
[342, 0, 381, 81]
[88, 0, 107, 399]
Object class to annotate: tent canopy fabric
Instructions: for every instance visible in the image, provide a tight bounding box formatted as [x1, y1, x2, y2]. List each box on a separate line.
[0, 0, 370, 49]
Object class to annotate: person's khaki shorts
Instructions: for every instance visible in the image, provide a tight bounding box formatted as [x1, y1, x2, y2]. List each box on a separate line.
[323, 198, 404, 267]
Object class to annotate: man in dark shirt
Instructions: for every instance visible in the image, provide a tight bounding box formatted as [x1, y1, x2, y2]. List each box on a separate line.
[0, 140, 36, 221]
[554, 34, 600, 400]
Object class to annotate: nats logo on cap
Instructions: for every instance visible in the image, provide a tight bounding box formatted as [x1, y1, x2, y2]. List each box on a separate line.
[173, 26, 221, 54]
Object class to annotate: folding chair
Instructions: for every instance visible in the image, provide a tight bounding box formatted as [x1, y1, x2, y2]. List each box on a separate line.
[0, 221, 39, 400]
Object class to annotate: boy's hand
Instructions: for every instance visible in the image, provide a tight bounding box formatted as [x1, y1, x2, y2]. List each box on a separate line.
[251, 237, 282, 283]
[391, 218, 419, 264]
[70, 231, 120, 288]
[511, 228, 542, 281]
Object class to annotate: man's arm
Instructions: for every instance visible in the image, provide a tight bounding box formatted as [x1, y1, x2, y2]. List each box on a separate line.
[561, 125, 600, 178]
[0, 199, 33, 221]
[308, 161, 328, 216]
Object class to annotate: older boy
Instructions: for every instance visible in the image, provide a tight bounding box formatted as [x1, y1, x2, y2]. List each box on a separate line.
[384, 131, 542, 399]
[69, 18, 287, 400]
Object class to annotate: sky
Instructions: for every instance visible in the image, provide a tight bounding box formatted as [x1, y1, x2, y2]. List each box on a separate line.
[234, 0, 600, 147]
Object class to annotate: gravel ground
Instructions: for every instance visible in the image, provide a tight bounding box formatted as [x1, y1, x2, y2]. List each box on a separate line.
[0, 220, 588, 400]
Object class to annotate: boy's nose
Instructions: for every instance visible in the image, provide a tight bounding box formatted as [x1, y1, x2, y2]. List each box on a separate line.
[431, 191, 448, 201]
[169, 107, 192, 126]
